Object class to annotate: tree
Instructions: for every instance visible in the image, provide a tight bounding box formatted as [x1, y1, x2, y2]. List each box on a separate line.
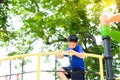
[0, 0, 120, 79]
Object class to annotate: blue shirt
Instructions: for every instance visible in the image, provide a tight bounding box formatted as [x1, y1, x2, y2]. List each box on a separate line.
[65, 44, 84, 69]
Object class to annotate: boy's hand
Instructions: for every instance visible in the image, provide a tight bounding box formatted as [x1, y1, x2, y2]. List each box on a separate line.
[67, 50, 84, 58]
[57, 54, 64, 59]
[66, 50, 74, 56]
[56, 50, 64, 59]
[67, 50, 74, 53]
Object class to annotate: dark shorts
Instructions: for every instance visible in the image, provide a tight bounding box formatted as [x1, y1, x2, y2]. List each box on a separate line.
[62, 67, 84, 80]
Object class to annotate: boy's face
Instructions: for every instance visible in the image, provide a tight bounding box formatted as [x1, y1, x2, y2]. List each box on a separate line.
[68, 42, 77, 49]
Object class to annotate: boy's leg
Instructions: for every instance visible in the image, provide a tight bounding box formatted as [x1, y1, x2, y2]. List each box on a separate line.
[57, 67, 71, 80]
[57, 68, 68, 80]
[72, 68, 84, 80]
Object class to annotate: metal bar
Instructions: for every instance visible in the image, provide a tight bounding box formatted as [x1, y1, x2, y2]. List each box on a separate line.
[0, 52, 58, 62]
[103, 37, 114, 80]
[0, 52, 103, 62]
[36, 55, 40, 80]
[21, 59, 24, 80]
[99, 58, 104, 80]
[84, 58, 88, 80]
[84, 53, 103, 58]
[0, 52, 104, 80]
[55, 56, 57, 80]
[0, 70, 101, 78]
[0, 71, 36, 77]
[9, 60, 12, 80]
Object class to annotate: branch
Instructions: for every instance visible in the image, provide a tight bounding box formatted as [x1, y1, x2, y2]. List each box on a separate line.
[0, 0, 4, 3]
[77, 32, 100, 53]
[45, 38, 67, 45]
[0, 30, 9, 34]
[24, 38, 38, 53]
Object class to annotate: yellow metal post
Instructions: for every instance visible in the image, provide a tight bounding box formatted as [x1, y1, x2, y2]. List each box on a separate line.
[36, 55, 40, 80]
[115, 77, 120, 80]
[99, 58, 104, 80]
[84, 53, 104, 80]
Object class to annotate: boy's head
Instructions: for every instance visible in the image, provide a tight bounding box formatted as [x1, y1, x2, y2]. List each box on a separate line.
[67, 34, 78, 49]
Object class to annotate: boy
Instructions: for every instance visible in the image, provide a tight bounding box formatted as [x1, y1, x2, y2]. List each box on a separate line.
[57, 34, 84, 80]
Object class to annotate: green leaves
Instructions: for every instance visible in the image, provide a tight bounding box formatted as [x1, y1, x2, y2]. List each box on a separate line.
[100, 24, 120, 42]
[109, 30, 120, 42]
[7, 51, 21, 56]
[1, 0, 120, 79]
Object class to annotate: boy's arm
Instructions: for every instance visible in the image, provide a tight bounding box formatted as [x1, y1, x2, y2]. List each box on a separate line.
[67, 50, 84, 58]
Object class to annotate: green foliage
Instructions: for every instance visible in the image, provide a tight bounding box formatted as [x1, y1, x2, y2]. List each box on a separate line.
[7, 51, 21, 56]
[100, 25, 120, 42]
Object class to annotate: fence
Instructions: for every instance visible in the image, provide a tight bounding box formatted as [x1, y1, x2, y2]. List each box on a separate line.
[0, 52, 119, 80]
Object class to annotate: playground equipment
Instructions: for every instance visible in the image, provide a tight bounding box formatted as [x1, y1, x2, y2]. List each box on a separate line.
[0, 51, 119, 80]
[100, 13, 120, 80]
[0, 52, 104, 80]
